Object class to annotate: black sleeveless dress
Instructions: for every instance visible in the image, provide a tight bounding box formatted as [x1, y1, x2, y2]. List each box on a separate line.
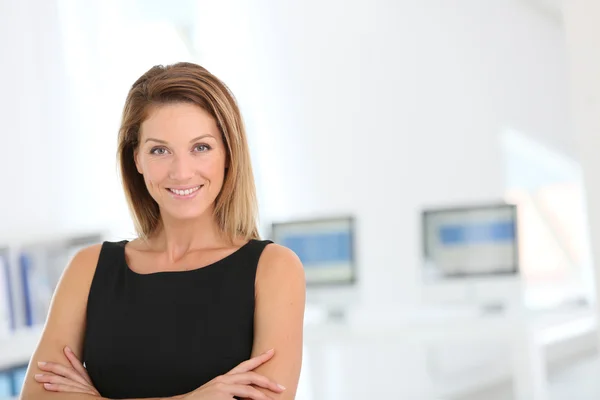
[82, 239, 272, 399]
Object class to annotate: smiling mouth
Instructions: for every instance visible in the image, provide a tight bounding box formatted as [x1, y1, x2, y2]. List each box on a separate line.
[167, 185, 203, 196]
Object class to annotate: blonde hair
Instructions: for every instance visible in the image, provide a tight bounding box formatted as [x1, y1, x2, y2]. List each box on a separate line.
[117, 62, 259, 242]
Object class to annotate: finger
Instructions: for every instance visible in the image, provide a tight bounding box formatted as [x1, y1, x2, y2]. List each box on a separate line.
[223, 372, 285, 393]
[42, 382, 96, 395]
[227, 349, 274, 375]
[229, 384, 273, 400]
[63, 346, 94, 384]
[37, 362, 89, 387]
[34, 373, 93, 393]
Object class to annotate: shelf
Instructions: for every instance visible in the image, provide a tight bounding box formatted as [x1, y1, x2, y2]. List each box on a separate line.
[0, 326, 43, 370]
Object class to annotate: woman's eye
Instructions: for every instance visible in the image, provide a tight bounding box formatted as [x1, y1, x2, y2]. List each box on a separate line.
[150, 147, 168, 155]
[194, 144, 211, 152]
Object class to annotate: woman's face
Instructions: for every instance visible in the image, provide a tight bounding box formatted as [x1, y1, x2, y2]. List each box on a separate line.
[134, 103, 227, 221]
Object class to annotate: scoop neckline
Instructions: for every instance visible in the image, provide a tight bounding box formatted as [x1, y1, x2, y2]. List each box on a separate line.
[120, 239, 256, 277]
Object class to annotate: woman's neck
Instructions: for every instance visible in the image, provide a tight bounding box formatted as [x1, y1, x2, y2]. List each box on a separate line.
[147, 211, 231, 263]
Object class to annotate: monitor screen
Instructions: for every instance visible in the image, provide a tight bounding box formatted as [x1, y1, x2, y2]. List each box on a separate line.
[271, 216, 356, 286]
[422, 204, 519, 280]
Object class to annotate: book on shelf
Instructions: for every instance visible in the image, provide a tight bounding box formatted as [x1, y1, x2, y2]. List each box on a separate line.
[0, 249, 14, 336]
[19, 234, 103, 326]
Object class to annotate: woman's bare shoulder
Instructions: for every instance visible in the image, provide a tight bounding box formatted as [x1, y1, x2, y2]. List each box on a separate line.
[256, 243, 305, 284]
[70, 243, 103, 269]
[59, 243, 104, 288]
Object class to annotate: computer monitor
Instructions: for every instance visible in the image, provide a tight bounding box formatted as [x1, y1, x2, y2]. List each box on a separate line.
[270, 216, 358, 320]
[423, 203, 519, 280]
[421, 203, 522, 312]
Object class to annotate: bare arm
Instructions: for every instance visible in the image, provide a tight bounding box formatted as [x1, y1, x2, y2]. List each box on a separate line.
[18, 245, 181, 400]
[243, 244, 306, 400]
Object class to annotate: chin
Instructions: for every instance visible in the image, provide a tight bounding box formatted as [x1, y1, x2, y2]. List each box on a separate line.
[164, 207, 208, 221]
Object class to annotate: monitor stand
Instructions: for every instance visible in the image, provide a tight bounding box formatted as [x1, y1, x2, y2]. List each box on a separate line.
[465, 279, 522, 316]
[479, 301, 507, 315]
[326, 307, 348, 323]
[305, 304, 350, 325]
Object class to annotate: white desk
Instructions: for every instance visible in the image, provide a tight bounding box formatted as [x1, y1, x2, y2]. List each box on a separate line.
[302, 309, 595, 400]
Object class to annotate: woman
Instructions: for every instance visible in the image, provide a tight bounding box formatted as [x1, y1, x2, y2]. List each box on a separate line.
[20, 62, 306, 400]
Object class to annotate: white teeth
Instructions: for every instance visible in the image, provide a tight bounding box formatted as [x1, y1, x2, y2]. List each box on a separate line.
[170, 186, 201, 196]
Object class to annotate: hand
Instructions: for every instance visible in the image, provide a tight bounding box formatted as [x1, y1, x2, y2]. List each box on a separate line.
[35, 346, 100, 396]
[182, 348, 285, 400]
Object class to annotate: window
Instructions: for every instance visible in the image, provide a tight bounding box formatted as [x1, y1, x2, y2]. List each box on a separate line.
[501, 130, 594, 310]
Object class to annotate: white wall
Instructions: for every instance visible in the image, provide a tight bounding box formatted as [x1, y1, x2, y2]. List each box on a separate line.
[0, 0, 133, 241]
[0, 0, 72, 241]
[195, 0, 572, 308]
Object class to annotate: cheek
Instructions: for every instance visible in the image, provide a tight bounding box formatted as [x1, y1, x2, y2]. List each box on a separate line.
[196, 151, 226, 180]
[141, 160, 169, 187]
[209, 160, 226, 176]
[207, 158, 226, 184]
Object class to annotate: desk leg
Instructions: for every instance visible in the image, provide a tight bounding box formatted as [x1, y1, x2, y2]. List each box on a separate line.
[511, 327, 548, 400]
[304, 341, 346, 400]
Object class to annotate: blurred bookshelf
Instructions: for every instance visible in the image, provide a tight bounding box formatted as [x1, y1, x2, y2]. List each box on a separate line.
[0, 232, 104, 398]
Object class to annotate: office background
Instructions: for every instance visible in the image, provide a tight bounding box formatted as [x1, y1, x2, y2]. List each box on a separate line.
[2, 0, 600, 399]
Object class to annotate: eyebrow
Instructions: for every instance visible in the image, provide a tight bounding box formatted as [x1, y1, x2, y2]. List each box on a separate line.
[144, 134, 216, 144]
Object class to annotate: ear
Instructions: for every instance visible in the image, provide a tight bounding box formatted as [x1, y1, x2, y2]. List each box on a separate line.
[134, 148, 143, 174]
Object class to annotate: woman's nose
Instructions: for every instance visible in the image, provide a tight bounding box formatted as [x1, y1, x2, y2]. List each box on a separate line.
[169, 154, 195, 181]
